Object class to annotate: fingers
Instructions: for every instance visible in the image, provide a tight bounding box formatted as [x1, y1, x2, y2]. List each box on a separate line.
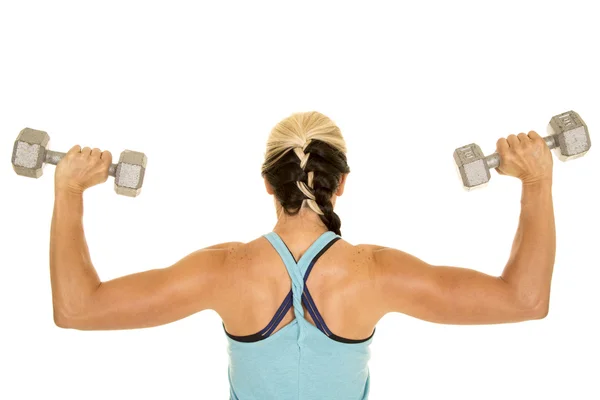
[65, 144, 112, 167]
[506, 132, 532, 153]
[71, 146, 109, 158]
[101, 150, 113, 165]
[527, 130, 547, 149]
[88, 148, 111, 173]
[517, 132, 531, 143]
[496, 137, 509, 153]
[91, 148, 102, 158]
[67, 145, 82, 155]
[527, 130, 541, 140]
[507, 134, 519, 148]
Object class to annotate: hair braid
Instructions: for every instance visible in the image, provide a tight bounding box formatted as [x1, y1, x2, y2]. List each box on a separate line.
[262, 111, 350, 236]
[293, 140, 325, 216]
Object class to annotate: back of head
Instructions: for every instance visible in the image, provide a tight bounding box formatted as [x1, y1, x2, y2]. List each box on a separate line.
[261, 111, 350, 236]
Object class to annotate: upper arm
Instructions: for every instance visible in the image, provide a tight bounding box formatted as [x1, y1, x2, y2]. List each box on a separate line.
[372, 247, 543, 324]
[63, 242, 241, 330]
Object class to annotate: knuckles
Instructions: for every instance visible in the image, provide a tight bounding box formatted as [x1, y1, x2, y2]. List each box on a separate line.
[63, 145, 111, 168]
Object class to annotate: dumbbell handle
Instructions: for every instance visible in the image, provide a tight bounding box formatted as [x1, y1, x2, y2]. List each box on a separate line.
[45, 150, 118, 177]
[484, 135, 558, 169]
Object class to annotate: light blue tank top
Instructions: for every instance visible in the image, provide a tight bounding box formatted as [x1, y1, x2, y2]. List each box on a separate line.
[224, 231, 375, 400]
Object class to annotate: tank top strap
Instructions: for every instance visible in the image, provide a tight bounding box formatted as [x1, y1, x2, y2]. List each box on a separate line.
[263, 232, 306, 323]
[263, 231, 340, 324]
[263, 232, 304, 284]
[296, 231, 339, 276]
[263, 231, 340, 284]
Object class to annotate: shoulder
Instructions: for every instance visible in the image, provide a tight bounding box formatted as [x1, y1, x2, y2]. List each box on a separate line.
[332, 242, 415, 323]
[354, 243, 386, 253]
[349, 243, 430, 284]
[187, 241, 245, 259]
[180, 241, 245, 273]
[354, 243, 425, 264]
[332, 241, 390, 279]
[201, 241, 245, 251]
[346, 244, 434, 318]
[347, 243, 393, 265]
[331, 240, 390, 264]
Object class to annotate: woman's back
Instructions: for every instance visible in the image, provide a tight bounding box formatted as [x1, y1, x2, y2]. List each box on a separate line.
[219, 230, 378, 400]
[219, 230, 381, 343]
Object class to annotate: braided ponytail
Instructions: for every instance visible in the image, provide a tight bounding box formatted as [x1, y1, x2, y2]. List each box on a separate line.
[262, 112, 350, 236]
[293, 141, 324, 216]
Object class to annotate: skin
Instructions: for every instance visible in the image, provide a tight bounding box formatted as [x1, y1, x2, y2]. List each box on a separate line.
[52, 132, 554, 338]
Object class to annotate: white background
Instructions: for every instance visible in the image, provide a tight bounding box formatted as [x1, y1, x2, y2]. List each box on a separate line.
[1, 1, 598, 399]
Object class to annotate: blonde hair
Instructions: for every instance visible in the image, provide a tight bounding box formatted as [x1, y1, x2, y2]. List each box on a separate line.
[262, 111, 350, 234]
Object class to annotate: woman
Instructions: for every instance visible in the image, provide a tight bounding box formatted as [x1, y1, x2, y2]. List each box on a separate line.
[50, 111, 555, 399]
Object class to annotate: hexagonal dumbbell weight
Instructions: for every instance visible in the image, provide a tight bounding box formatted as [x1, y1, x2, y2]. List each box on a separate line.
[11, 128, 147, 197]
[453, 110, 591, 190]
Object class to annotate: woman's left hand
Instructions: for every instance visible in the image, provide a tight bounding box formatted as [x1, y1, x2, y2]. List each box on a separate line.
[55, 145, 113, 194]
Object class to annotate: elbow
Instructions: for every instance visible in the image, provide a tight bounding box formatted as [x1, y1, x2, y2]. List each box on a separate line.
[53, 306, 86, 329]
[519, 297, 549, 320]
[52, 291, 99, 330]
[54, 308, 98, 330]
[504, 281, 550, 321]
[53, 309, 73, 329]
[530, 301, 549, 320]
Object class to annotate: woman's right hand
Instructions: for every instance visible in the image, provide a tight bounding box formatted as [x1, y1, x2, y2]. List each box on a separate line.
[495, 131, 553, 185]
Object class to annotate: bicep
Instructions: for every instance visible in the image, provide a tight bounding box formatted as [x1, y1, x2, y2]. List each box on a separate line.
[374, 248, 538, 324]
[66, 244, 236, 330]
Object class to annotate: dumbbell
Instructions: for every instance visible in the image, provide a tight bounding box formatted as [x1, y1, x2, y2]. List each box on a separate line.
[11, 128, 147, 197]
[454, 111, 590, 190]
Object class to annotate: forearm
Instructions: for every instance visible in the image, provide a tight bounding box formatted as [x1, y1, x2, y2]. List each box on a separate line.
[50, 190, 101, 321]
[501, 181, 555, 310]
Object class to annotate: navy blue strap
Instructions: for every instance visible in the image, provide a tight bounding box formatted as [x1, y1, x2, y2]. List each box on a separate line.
[300, 235, 376, 343]
[302, 289, 332, 335]
[261, 290, 293, 336]
[302, 237, 340, 281]
[300, 236, 340, 336]
[223, 291, 293, 343]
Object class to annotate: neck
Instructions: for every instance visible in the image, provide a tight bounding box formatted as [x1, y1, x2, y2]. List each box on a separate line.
[272, 204, 329, 238]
